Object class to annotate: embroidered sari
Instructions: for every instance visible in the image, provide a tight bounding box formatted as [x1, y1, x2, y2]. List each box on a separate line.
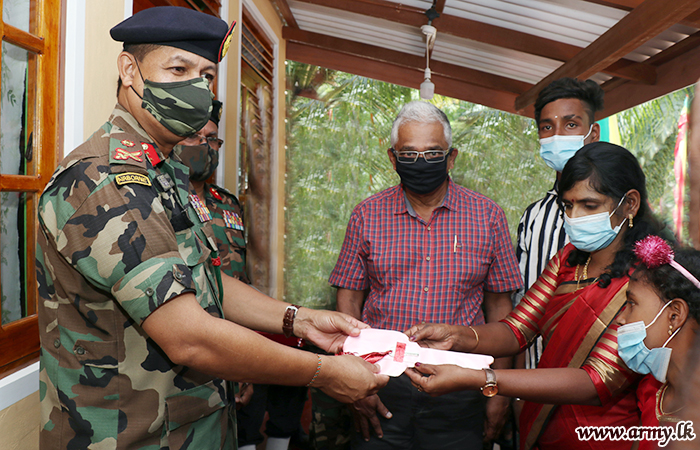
[502, 244, 640, 450]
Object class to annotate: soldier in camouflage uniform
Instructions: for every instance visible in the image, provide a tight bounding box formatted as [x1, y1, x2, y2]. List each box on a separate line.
[171, 100, 249, 283]
[172, 103, 309, 450]
[36, 7, 387, 450]
[171, 100, 254, 413]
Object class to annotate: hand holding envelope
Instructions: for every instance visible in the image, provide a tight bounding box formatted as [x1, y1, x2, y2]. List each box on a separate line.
[342, 328, 493, 377]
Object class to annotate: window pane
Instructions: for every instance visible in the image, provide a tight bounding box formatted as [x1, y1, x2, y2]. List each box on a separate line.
[1, 191, 28, 325]
[2, 0, 32, 33]
[1, 41, 36, 175]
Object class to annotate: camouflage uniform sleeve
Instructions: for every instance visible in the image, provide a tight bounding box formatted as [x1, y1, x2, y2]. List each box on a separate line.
[41, 164, 199, 324]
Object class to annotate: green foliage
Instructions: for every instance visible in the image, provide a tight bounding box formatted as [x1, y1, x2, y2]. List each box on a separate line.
[284, 61, 683, 308]
[616, 87, 692, 242]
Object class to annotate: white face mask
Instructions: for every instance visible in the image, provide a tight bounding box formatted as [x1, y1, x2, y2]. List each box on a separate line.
[539, 125, 593, 172]
[563, 194, 627, 253]
[617, 302, 683, 383]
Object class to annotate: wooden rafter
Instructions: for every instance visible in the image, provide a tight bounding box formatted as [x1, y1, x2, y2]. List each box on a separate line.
[600, 31, 700, 115]
[581, 0, 642, 10]
[601, 34, 700, 118]
[434, 0, 446, 15]
[586, 0, 700, 29]
[293, 0, 655, 84]
[283, 27, 532, 95]
[286, 40, 527, 115]
[682, 8, 700, 28]
[272, 0, 298, 28]
[515, 0, 700, 111]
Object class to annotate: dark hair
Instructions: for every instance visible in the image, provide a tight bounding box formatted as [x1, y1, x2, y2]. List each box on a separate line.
[559, 142, 663, 287]
[534, 78, 604, 125]
[636, 248, 700, 322]
[116, 44, 162, 97]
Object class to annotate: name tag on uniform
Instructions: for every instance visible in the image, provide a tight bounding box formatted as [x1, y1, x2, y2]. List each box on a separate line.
[189, 194, 212, 222]
[115, 172, 151, 187]
[223, 210, 244, 230]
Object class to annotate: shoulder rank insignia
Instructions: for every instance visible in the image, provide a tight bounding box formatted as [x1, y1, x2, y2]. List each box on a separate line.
[142, 142, 162, 166]
[209, 186, 223, 201]
[223, 210, 244, 231]
[189, 194, 212, 222]
[115, 172, 152, 187]
[113, 147, 143, 162]
[121, 139, 135, 147]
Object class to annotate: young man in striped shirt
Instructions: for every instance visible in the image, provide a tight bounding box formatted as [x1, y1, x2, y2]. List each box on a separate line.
[514, 78, 604, 369]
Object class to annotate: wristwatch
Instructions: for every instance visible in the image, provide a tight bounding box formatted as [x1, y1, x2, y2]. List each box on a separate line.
[481, 368, 498, 397]
[283, 304, 301, 338]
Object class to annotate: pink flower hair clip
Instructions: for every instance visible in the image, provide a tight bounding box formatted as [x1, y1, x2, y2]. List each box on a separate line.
[634, 235, 700, 289]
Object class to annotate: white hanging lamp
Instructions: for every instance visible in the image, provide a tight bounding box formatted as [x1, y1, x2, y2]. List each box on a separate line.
[420, 24, 437, 100]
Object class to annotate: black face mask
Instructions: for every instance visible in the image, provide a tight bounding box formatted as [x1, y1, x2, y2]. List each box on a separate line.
[394, 149, 451, 195]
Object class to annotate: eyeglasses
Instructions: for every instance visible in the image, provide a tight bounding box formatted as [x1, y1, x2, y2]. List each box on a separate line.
[391, 148, 452, 164]
[182, 135, 224, 150]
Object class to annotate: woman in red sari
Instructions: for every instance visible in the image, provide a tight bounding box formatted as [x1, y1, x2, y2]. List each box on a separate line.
[405, 142, 664, 450]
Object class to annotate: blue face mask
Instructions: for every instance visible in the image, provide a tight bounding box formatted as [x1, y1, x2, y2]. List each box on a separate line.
[617, 302, 681, 383]
[563, 195, 627, 253]
[539, 126, 593, 172]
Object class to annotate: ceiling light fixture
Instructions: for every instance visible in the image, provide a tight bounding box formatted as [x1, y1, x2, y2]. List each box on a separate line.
[420, 24, 437, 100]
[420, 5, 440, 100]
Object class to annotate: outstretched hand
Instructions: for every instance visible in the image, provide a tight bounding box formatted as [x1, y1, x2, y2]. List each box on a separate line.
[316, 354, 389, 404]
[405, 363, 475, 397]
[404, 322, 460, 350]
[295, 309, 369, 354]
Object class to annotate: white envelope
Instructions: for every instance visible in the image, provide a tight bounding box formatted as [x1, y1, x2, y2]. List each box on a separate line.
[343, 328, 494, 377]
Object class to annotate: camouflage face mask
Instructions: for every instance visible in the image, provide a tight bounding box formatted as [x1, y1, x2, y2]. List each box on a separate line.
[171, 143, 219, 182]
[131, 62, 214, 137]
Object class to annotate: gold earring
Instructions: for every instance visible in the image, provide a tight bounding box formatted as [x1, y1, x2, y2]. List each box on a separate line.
[669, 324, 673, 336]
[628, 214, 634, 228]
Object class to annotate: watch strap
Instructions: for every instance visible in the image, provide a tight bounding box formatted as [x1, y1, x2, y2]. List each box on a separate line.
[483, 367, 496, 385]
[283, 305, 301, 338]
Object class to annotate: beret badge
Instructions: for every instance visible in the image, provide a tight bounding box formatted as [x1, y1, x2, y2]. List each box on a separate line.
[218, 21, 236, 62]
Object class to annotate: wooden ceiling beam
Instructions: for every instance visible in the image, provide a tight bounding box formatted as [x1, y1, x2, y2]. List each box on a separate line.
[435, 0, 447, 15]
[515, 0, 700, 111]
[283, 27, 532, 95]
[601, 34, 700, 118]
[271, 0, 298, 28]
[285, 40, 527, 115]
[580, 0, 642, 10]
[293, 0, 655, 84]
[682, 8, 700, 28]
[587, 1, 700, 28]
[600, 31, 700, 107]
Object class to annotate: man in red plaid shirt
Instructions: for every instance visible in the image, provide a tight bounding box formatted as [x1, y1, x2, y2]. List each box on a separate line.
[330, 101, 523, 450]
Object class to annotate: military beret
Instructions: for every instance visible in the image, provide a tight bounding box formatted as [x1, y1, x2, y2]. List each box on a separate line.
[110, 6, 236, 63]
[210, 100, 223, 127]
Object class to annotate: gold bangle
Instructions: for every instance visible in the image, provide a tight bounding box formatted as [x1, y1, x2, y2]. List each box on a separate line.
[469, 326, 480, 351]
[306, 355, 322, 387]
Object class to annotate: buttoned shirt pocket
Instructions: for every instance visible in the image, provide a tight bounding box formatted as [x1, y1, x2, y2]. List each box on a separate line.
[162, 380, 228, 449]
[72, 339, 119, 407]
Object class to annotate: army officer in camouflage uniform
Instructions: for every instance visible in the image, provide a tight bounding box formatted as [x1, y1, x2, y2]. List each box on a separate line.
[36, 7, 387, 450]
[171, 100, 250, 283]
